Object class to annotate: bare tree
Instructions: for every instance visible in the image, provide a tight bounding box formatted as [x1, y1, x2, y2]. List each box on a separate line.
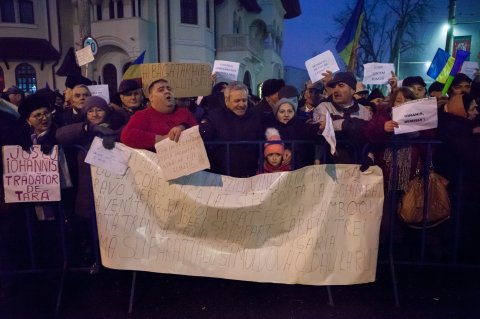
[328, 0, 431, 74]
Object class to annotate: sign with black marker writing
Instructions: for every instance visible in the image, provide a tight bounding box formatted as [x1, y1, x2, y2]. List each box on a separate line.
[392, 97, 438, 134]
[2, 145, 60, 203]
[363, 63, 395, 85]
[92, 147, 384, 285]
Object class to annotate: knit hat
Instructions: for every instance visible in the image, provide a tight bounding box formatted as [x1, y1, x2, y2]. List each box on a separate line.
[65, 75, 93, 89]
[262, 79, 285, 98]
[428, 81, 444, 95]
[118, 79, 141, 94]
[272, 97, 298, 115]
[18, 93, 51, 119]
[327, 71, 357, 90]
[402, 76, 426, 88]
[264, 127, 284, 158]
[451, 72, 472, 87]
[82, 96, 110, 115]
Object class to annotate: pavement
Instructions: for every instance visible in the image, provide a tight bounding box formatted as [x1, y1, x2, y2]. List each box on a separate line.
[1, 263, 479, 319]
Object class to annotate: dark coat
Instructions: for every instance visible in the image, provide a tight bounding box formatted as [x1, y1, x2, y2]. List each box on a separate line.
[199, 105, 264, 178]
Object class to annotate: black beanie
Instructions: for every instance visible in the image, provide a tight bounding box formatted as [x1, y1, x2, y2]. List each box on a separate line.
[262, 79, 285, 98]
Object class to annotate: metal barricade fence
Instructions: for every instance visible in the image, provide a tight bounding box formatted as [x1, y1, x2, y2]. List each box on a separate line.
[2, 139, 479, 314]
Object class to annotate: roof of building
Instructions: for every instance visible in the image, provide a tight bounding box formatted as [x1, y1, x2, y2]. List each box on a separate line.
[0, 37, 60, 61]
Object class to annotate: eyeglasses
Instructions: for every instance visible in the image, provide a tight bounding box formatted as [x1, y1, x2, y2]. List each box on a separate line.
[30, 111, 51, 120]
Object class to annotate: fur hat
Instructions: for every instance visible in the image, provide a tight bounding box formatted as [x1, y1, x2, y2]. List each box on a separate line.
[18, 93, 51, 119]
[272, 97, 298, 115]
[264, 127, 284, 157]
[65, 75, 92, 89]
[82, 96, 110, 115]
[118, 79, 141, 94]
[262, 79, 285, 98]
[402, 76, 426, 88]
[327, 71, 357, 90]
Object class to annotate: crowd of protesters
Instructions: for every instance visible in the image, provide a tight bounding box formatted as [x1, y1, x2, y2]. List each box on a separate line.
[1, 66, 480, 300]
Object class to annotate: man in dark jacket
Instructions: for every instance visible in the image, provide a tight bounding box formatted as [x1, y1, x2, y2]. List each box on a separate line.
[200, 81, 264, 177]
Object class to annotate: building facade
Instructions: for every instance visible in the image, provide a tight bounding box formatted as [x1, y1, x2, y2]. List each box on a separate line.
[0, 0, 300, 96]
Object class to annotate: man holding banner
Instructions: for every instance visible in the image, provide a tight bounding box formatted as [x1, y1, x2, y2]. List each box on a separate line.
[120, 79, 197, 150]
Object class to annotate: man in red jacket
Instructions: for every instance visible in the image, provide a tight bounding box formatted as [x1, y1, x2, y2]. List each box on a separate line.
[120, 79, 197, 150]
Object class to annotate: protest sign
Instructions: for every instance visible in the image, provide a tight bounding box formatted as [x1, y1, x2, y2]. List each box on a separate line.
[154, 126, 210, 180]
[305, 50, 340, 84]
[85, 137, 131, 175]
[92, 147, 384, 286]
[141, 63, 212, 98]
[3, 145, 60, 203]
[322, 112, 336, 155]
[460, 61, 479, 81]
[75, 46, 94, 66]
[88, 85, 110, 104]
[212, 60, 240, 82]
[392, 97, 438, 135]
[363, 63, 395, 85]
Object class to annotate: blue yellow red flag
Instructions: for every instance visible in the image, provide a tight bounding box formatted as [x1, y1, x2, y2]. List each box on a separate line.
[335, 0, 364, 71]
[122, 50, 146, 80]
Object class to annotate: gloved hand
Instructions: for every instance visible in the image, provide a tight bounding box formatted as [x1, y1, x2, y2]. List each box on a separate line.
[102, 136, 116, 150]
[40, 143, 55, 155]
[88, 123, 114, 137]
[360, 154, 374, 172]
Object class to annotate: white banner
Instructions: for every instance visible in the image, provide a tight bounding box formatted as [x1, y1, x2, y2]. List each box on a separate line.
[392, 97, 438, 135]
[3, 145, 60, 203]
[212, 60, 240, 83]
[92, 147, 385, 286]
[363, 63, 395, 85]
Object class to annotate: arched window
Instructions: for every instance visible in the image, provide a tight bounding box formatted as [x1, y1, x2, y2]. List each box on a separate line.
[0, 0, 15, 22]
[0, 66, 5, 92]
[117, 0, 124, 18]
[206, 0, 210, 28]
[15, 63, 37, 94]
[19, 0, 34, 24]
[103, 63, 117, 97]
[109, 0, 115, 19]
[180, 0, 197, 25]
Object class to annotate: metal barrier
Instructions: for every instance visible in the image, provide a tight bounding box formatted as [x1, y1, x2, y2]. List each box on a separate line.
[2, 139, 479, 314]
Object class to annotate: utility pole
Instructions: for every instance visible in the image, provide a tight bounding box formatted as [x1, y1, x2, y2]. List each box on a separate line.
[77, 0, 92, 78]
[445, 0, 456, 54]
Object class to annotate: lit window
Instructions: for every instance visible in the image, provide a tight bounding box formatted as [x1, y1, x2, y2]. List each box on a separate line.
[15, 63, 37, 94]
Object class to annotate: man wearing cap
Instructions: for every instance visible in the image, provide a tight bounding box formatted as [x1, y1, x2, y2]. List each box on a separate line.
[63, 75, 93, 107]
[256, 78, 285, 125]
[402, 76, 427, 99]
[120, 78, 197, 151]
[112, 79, 145, 123]
[297, 80, 325, 122]
[4, 86, 24, 107]
[313, 71, 372, 164]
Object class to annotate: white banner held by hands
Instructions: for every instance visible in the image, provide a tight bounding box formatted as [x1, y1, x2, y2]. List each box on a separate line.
[392, 97, 438, 134]
[363, 63, 395, 85]
[305, 50, 340, 84]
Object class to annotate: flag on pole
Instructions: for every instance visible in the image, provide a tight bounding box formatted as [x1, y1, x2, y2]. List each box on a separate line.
[426, 48, 456, 84]
[335, 0, 364, 71]
[122, 50, 146, 80]
[441, 49, 470, 96]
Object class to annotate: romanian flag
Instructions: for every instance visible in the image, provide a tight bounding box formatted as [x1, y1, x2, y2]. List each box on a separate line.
[335, 0, 364, 71]
[426, 48, 455, 84]
[122, 50, 146, 81]
[427, 48, 470, 95]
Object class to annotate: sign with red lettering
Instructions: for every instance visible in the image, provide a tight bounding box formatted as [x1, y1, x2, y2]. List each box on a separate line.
[2, 145, 60, 203]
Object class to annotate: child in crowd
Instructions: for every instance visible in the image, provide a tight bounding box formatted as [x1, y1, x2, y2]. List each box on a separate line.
[261, 128, 291, 173]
